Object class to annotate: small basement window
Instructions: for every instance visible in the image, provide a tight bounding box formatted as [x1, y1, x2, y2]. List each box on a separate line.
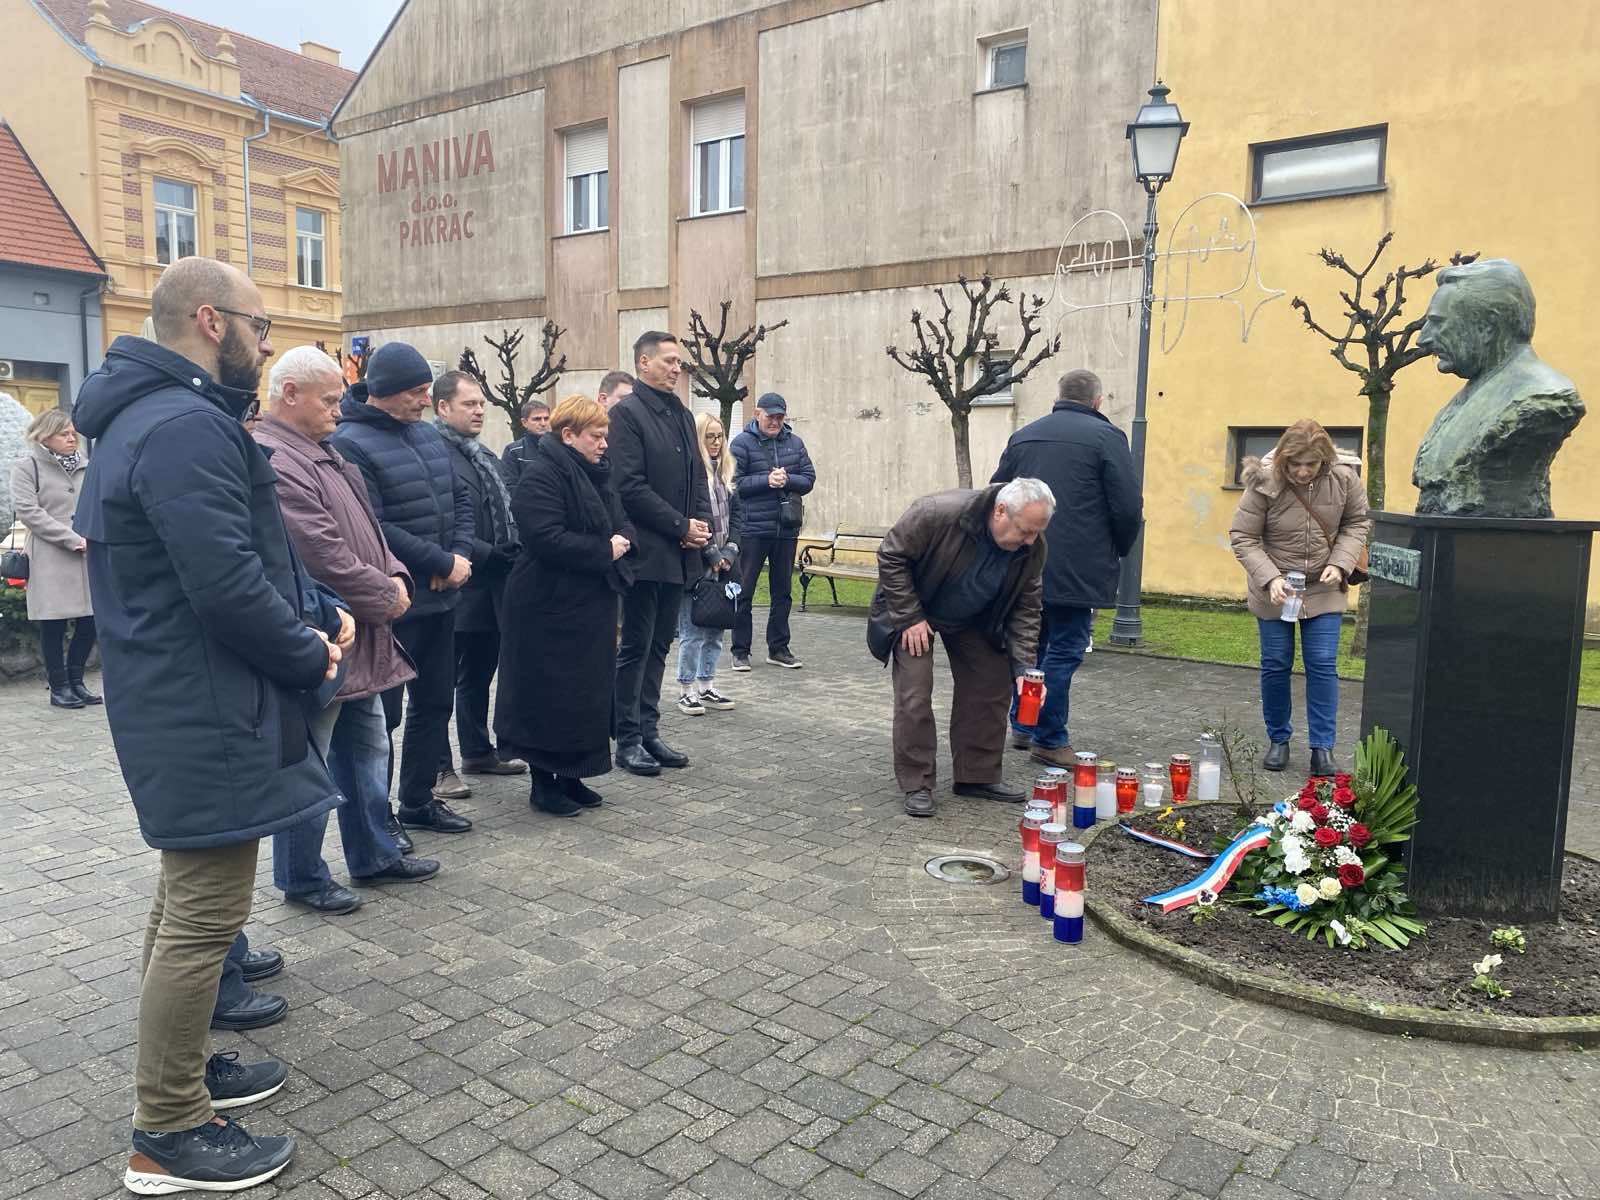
[1251, 125, 1386, 204]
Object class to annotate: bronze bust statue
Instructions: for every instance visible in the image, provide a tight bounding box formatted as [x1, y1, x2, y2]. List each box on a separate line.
[1413, 259, 1583, 518]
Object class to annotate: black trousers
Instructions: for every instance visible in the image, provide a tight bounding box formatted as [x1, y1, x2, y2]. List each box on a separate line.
[382, 609, 456, 812]
[732, 535, 796, 657]
[614, 580, 683, 747]
[439, 628, 500, 771]
[39, 616, 96, 678]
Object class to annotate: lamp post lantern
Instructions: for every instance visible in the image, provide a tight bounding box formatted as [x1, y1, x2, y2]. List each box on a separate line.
[1109, 81, 1189, 647]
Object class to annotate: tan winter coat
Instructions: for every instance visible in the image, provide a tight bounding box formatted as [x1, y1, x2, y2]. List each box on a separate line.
[1229, 453, 1370, 621]
[10, 443, 91, 621]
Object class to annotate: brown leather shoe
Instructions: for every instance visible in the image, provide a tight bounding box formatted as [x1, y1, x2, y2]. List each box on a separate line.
[432, 770, 471, 800]
[1028, 744, 1076, 767]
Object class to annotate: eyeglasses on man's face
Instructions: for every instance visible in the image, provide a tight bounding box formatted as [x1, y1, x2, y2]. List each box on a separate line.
[200, 305, 273, 343]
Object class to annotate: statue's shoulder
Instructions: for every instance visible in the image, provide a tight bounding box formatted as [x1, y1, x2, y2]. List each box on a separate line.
[1509, 354, 1579, 401]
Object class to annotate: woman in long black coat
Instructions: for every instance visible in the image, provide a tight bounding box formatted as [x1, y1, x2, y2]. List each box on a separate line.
[494, 396, 636, 815]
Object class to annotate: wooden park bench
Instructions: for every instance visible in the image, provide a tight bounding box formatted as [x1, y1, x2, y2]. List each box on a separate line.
[797, 526, 888, 610]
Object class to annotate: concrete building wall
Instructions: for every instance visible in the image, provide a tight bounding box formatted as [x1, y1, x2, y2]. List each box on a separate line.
[0, 266, 103, 410]
[617, 57, 670, 290]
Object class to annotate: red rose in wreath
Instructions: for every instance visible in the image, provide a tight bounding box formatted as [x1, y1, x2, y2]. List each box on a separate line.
[1334, 773, 1353, 787]
[1338, 862, 1366, 887]
[1309, 803, 1330, 823]
[1332, 786, 1356, 809]
[1313, 827, 1341, 848]
[1297, 793, 1320, 811]
[1347, 824, 1371, 847]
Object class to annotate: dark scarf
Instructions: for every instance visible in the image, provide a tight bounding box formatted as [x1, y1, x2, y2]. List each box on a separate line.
[538, 433, 634, 593]
[436, 420, 515, 546]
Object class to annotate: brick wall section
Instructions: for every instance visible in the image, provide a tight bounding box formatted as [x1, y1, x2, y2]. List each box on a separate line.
[122, 179, 141, 195]
[213, 196, 228, 212]
[125, 234, 145, 250]
[124, 206, 142, 223]
[254, 257, 286, 272]
[250, 206, 284, 225]
[250, 182, 285, 201]
[118, 114, 226, 151]
[253, 232, 286, 249]
[247, 145, 339, 180]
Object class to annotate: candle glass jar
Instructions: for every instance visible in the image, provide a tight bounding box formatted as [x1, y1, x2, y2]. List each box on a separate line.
[1038, 823, 1065, 919]
[1073, 751, 1098, 828]
[1141, 762, 1165, 809]
[1095, 760, 1118, 821]
[1017, 669, 1045, 726]
[1053, 842, 1086, 944]
[1169, 753, 1193, 804]
[1115, 766, 1139, 815]
[1020, 803, 1050, 907]
[1196, 733, 1222, 802]
[1042, 767, 1070, 825]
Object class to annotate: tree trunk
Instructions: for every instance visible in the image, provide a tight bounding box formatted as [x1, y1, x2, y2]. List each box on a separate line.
[719, 395, 739, 440]
[950, 406, 973, 489]
[494, 401, 520, 446]
[1349, 382, 1391, 659]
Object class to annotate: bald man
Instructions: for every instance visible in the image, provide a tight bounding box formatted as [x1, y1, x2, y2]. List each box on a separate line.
[75, 257, 335, 1193]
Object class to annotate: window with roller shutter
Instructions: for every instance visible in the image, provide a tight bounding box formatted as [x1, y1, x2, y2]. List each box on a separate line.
[690, 95, 745, 216]
[564, 123, 609, 233]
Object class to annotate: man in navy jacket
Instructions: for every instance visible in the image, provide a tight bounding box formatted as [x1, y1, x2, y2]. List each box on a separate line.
[728, 392, 815, 670]
[991, 369, 1143, 765]
[331, 342, 476, 836]
[74, 256, 339, 1193]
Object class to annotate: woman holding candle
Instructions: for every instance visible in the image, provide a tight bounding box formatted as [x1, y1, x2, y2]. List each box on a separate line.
[495, 396, 637, 816]
[1229, 420, 1370, 777]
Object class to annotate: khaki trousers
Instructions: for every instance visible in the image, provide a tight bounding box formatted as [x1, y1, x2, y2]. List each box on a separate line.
[135, 839, 259, 1131]
[891, 626, 1012, 793]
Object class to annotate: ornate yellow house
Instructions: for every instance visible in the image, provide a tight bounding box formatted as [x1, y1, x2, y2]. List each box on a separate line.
[0, 0, 354, 356]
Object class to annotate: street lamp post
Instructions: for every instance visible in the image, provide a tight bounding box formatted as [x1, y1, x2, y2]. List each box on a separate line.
[1109, 81, 1190, 647]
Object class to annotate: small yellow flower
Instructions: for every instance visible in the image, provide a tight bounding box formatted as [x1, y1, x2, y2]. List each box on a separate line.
[1160, 807, 1173, 820]
[1174, 818, 1186, 833]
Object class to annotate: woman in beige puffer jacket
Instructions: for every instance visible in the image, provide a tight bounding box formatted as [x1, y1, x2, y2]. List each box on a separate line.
[1229, 419, 1370, 776]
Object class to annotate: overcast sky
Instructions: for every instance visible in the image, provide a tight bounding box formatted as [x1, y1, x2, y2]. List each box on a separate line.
[157, 0, 405, 71]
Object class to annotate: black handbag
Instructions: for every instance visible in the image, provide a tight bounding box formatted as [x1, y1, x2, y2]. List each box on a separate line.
[688, 573, 744, 630]
[866, 585, 897, 664]
[0, 547, 27, 582]
[768, 441, 804, 532]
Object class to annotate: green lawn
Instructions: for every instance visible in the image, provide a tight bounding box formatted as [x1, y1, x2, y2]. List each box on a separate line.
[754, 570, 1600, 707]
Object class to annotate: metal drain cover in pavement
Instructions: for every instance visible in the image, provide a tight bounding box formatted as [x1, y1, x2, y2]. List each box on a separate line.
[924, 854, 1009, 884]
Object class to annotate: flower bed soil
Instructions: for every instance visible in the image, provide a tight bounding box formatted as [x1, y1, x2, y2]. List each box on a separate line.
[1090, 805, 1600, 1019]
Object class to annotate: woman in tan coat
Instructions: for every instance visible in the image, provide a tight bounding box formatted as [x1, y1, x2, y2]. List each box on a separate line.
[10, 408, 98, 709]
[1229, 419, 1369, 776]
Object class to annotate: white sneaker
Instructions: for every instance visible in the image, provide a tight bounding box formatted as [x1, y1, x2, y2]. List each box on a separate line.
[698, 688, 735, 711]
[676, 693, 705, 717]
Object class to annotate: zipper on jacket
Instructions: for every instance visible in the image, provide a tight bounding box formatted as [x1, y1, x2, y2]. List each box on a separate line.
[252, 675, 265, 740]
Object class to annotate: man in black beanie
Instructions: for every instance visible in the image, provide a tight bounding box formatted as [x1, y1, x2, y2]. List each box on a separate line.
[331, 342, 477, 837]
[608, 332, 711, 775]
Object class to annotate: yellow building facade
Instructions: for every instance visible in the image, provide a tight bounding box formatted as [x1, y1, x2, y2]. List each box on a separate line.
[1143, 1, 1600, 626]
[0, 0, 354, 357]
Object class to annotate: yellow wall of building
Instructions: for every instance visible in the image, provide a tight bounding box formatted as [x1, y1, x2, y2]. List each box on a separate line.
[1147, 0, 1600, 623]
[0, 7, 344, 361]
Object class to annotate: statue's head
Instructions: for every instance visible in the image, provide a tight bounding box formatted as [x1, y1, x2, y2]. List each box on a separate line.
[1418, 259, 1535, 379]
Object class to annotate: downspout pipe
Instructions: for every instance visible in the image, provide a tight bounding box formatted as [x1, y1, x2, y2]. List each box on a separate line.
[77, 281, 102, 384]
[243, 108, 271, 273]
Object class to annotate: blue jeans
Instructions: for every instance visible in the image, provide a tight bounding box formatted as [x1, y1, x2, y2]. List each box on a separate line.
[272, 696, 401, 895]
[1257, 612, 1341, 749]
[676, 594, 725, 686]
[214, 932, 251, 1013]
[1010, 604, 1094, 749]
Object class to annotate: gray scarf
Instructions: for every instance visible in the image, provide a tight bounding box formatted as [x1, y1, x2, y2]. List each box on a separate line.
[435, 421, 516, 547]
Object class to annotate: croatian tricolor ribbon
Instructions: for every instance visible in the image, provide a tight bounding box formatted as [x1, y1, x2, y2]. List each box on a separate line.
[1118, 824, 1215, 860]
[1142, 824, 1273, 913]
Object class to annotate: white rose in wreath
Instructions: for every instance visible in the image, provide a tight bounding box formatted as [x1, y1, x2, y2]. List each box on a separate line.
[1289, 811, 1315, 834]
[1295, 882, 1320, 908]
[1318, 877, 1342, 900]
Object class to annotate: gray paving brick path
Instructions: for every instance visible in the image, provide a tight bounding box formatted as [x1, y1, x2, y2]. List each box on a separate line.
[3, 607, 1598, 1199]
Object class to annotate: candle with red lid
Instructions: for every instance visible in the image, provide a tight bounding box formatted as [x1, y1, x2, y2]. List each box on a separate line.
[1038, 823, 1065, 918]
[1168, 753, 1193, 804]
[1019, 802, 1050, 906]
[1073, 751, 1098, 828]
[1115, 766, 1138, 815]
[1053, 842, 1086, 943]
[1041, 767, 1070, 825]
[1016, 669, 1045, 726]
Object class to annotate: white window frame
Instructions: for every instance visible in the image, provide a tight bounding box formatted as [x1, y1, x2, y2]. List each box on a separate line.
[970, 349, 1016, 407]
[153, 177, 197, 266]
[986, 36, 1027, 89]
[563, 124, 609, 234]
[295, 207, 326, 288]
[691, 95, 745, 216]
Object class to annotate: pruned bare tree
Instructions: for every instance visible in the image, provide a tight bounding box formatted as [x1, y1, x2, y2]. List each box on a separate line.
[459, 321, 568, 441]
[1291, 233, 1478, 653]
[886, 275, 1060, 487]
[680, 302, 790, 434]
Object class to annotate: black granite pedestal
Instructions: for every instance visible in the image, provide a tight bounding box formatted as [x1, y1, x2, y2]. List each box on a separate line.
[1360, 512, 1599, 921]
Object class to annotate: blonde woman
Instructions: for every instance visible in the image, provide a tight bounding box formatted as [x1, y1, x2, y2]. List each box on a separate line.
[1229, 419, 1369, 776]
[676, 413, 743, 715]
[10, 409, 97, 708]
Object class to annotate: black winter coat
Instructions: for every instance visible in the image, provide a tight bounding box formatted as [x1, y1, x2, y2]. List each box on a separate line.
[72, 336, 339, 849]
[329, 387, 475, 622]
[729, 420, 816, 540]
[607, 382, 711, 584]
[494, 436, 636, 776]
[499, 433, 538, 488]
[441, 432, 517, 633]
[991, 401, 1143, 609]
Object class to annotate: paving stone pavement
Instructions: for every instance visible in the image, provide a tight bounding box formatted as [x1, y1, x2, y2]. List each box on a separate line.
[3, 607, 1599, 1200]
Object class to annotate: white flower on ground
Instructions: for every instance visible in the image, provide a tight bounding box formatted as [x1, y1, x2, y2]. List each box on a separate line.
[1473, 954, 1503, 976]
[1318, 877, 1342, 900]
[1295, 882, 1320, 908]
[1329, 919, 1352, 946]
[1289, 811, 1315, 834]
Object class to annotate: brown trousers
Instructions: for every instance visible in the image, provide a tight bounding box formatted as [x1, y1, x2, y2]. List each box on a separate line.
[135, 840, 259, 1131]
[891, 626, 1012, 793]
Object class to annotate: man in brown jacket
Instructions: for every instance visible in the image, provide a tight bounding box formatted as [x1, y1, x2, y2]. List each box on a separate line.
[257, 347, 441, 911]
[870, 479, 1054, 816]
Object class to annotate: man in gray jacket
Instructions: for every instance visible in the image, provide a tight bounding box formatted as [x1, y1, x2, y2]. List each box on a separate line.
[257, 347, 441, 911]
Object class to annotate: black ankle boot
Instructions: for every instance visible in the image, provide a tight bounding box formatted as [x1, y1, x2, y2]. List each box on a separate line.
[48, 668, 85, 709]
[531, 772, 582, 817]
[68, 669, 102, 705]
[559, 775, 603, 809]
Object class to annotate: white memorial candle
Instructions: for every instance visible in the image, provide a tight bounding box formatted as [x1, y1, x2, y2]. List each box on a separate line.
[1197, 760, 1221, 801]
[1142, 783, 1163, 809]
[1095, 779, 1116, 820]
[1059, 891, 1085, 918]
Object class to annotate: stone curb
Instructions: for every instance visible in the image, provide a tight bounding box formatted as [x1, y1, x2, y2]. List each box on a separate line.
[1076, 807, 1600, 1051]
